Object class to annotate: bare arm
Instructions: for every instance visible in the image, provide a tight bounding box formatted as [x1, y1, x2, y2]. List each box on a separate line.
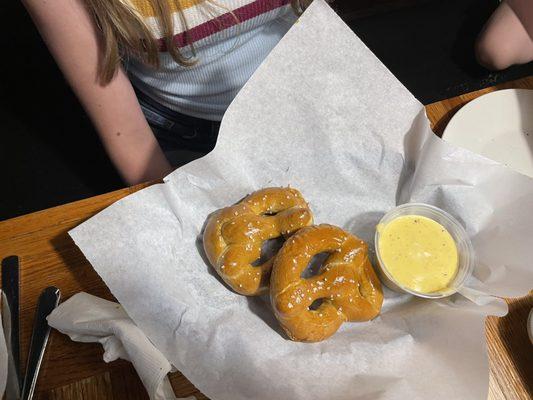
[475, 1, 533, 70]
[21, 0, 173, 185]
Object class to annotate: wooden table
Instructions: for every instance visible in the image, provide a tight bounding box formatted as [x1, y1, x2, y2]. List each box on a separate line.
[1, 78, 532, 400]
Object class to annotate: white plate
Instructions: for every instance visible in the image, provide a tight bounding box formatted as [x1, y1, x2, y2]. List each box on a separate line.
[442, 89, 533, 178]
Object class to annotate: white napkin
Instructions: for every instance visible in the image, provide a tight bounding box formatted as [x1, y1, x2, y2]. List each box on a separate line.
[0, 292, 8, 397]
[0, 290, 21, 399]
[47, 292, 195, 400]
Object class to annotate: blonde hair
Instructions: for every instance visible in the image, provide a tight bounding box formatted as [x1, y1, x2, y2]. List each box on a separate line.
[85, 0, 314, 83]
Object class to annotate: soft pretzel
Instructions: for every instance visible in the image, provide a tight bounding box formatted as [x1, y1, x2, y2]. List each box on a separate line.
[203, 187, 313, 296]
[270, 224, 383, 342]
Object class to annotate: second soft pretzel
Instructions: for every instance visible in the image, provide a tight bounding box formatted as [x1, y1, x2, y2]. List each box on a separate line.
[270, 224, 383, 342]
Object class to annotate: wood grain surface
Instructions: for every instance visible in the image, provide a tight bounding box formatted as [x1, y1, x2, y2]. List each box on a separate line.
[1, 77, 532, 399]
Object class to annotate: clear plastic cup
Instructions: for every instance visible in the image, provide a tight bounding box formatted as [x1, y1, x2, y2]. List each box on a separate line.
[374, 203, 474, 299]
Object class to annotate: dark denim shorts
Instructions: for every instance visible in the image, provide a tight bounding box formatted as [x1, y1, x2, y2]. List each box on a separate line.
[135, 89, 221, 167]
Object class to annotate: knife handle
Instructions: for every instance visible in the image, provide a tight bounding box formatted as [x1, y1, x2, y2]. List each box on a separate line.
[21, 287, 61, 400]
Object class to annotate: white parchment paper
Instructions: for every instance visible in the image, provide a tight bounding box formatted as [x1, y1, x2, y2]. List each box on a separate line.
[69, 1, 533, 399]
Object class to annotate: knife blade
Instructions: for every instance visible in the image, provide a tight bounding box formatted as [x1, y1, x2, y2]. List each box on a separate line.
[1, 255, 21, 399]
[20, 287, 61, 400]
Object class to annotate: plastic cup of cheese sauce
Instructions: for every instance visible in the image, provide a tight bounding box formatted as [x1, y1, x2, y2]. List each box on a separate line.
[374, 203, 474, 299]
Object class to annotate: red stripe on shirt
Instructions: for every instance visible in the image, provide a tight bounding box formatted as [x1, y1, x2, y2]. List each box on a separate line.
[158, 0, 291, 51]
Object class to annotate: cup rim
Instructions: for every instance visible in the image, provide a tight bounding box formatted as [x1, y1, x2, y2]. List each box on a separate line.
[374, 203, 474, 299]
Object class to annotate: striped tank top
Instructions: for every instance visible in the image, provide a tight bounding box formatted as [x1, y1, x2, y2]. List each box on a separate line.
[125, 0, 297, 121]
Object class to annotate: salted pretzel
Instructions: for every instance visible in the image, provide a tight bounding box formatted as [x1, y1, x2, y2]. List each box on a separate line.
[270, 224, 383, 342]
[203, 187, 313, 296]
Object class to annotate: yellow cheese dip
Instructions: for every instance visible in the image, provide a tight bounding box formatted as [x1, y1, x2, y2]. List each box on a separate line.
[378, 215, 458, 293]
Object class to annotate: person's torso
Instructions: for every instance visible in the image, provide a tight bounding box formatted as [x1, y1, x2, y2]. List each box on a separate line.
[125, 0, 296, 121]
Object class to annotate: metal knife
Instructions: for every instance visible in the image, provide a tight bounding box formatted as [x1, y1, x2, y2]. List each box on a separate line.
[1, 255, 21, 399]
[20, 287, 61, 400]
